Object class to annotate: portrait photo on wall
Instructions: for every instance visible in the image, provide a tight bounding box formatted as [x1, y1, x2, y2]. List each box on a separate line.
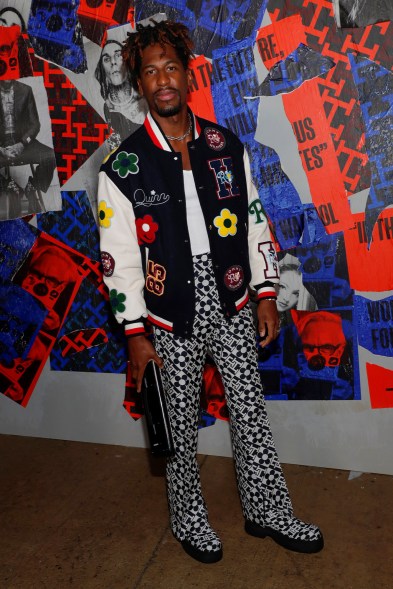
[64, 22, 147, 151]
[333, 0, 393, 28]
[258, 307, 359, 401]
[0, 75, 61, 220]
[276, 252, 318, 326]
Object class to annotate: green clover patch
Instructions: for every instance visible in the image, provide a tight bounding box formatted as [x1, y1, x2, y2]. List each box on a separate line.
[110, 289, 126, 314]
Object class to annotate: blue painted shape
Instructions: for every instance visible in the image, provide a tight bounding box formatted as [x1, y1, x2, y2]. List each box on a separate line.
[348, 54, 393, 243]
[28, 0, 86, 73]
[212, 39, 310, 249]
[354, 294, 393, 357]
[0, 219, 37, 283]
[136, 0, 269, 59]
[37, 191, 127, 373]
[254, 44, 335, 96]
[0, 283, 47, 363]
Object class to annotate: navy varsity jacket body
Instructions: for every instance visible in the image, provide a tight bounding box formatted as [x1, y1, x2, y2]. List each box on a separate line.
[98, 110, 279, 339]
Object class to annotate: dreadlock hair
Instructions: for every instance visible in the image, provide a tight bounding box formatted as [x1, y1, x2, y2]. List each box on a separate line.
[122, 20, 195, 91]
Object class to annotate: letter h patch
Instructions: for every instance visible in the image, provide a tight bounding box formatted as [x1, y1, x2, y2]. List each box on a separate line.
[208, 157, 240, 199]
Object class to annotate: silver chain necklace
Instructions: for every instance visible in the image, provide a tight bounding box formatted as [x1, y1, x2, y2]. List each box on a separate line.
[165, 114, 192, 141]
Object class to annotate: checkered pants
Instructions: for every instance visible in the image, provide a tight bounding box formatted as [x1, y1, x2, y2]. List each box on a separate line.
[153, 253, 293, 542]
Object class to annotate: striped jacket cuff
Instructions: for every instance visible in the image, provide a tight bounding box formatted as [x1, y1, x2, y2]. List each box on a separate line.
[124, 320, 146, 338]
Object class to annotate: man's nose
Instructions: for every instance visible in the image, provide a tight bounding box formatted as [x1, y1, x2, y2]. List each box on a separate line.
[157, 69, 170, 85]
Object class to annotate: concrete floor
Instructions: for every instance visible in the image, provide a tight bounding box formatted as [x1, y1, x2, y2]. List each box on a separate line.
[0, 435, 392, 589]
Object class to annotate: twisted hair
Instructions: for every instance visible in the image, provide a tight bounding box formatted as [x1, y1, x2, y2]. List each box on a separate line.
[122, 20, 195, 91]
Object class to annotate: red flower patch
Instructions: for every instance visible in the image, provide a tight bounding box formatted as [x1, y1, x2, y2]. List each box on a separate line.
[135, 214, 159, 245]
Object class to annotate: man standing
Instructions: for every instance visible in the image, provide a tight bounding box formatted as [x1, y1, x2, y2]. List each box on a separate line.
[98, 20, 323, 563]
[0, 79, 56, 215]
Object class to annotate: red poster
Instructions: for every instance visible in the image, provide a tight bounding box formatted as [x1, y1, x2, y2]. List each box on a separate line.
[343, 210, 393, 292]
[187, 55, 216, 122]
[282, 76, 353, 233]
[366, 363, 393, 409]
[256, 14, 306, 70]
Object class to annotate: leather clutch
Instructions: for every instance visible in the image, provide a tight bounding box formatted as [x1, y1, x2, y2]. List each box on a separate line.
[141, 360, 175, 457]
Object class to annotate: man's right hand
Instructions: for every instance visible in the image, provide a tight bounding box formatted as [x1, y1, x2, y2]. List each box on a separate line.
[127, 335, 163, 392]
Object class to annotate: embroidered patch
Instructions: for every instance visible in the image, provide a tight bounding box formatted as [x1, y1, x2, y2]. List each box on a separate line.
[224, 265, 244, 290]
[98, 200, 113, 228]
[109, 289, 126, 314]
[213, 208, 238, 237]
[135, 215, 159, 245]
[258, 241, 279, 279]
[101, 251, 115, 277]
[208, 157, 240, 199]
[133, 188, 170, 208]
[204, 127, 226, 151]
[112, 151, 139, 177]
[146, 260, 166, 296]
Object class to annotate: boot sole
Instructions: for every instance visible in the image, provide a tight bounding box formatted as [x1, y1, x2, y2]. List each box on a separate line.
[245, 519, 324, 554]
[181, 539, 223, 563]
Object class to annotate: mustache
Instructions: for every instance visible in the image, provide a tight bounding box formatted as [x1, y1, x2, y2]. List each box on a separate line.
[154, 87, 180, 96]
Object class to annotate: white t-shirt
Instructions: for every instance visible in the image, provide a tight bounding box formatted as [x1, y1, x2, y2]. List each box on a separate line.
[183, 169, 211, 255]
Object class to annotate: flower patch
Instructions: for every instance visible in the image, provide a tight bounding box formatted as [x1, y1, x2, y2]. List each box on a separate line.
[98, 200, 114, 228]
[135, 214, 159, 245]
[112, 151, 139, 178]
[109, 289, 126, 314]
[213, 208, 238, 237]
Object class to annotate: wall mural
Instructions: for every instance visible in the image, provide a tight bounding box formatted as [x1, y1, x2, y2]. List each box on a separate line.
[0, 0, 392, 423]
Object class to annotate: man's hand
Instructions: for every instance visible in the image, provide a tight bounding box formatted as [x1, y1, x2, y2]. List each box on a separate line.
[5, 142, 24, 158]
[127, 335, 163, 392]
[257, 299, 280, 348]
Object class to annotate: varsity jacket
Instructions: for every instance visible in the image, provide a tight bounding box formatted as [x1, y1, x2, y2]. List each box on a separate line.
[98, 110, 279, 339]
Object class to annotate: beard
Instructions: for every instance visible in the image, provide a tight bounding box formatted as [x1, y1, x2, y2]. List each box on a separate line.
[153, 89, 182, 117]
[155, 104, 182, 117]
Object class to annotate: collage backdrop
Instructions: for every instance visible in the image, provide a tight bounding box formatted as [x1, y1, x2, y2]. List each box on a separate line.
[0, 0, 392, 423]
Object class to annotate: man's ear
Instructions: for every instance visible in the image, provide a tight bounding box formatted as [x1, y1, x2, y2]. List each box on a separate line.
[137, 78, 144, 96]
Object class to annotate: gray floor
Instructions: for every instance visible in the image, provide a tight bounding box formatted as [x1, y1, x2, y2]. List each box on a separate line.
[1, 434, 392, 588]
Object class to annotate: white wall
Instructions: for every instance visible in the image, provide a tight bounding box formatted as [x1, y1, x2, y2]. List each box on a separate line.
[1, 344, 392, 475]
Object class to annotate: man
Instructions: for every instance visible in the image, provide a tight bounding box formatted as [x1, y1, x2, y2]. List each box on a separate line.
[0, 79, 56, 215]
[98, 20, 323, 564]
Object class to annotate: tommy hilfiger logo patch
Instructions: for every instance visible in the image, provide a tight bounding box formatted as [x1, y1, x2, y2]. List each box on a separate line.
[208, 157, 240, 199]
[204, 127, 226, 151]
[101, 251, 115, 277]
[224, 265, 244, 290]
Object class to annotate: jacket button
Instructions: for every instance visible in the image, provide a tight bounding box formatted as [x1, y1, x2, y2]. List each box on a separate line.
[198, 186, 205, 190]
[187, 280, 191, 284]
[209, 225, 212, 230]
[184, 239, 189, 243]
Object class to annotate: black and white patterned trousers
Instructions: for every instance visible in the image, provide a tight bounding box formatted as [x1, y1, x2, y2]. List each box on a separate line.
[153, 253, 293, 542]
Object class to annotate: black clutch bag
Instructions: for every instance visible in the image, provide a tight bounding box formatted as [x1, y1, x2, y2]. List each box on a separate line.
[141, 360, 175, 457]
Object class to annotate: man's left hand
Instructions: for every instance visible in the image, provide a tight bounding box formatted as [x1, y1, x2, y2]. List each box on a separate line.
[5, 143, 24, 158]
[257, 299, 280, 348]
